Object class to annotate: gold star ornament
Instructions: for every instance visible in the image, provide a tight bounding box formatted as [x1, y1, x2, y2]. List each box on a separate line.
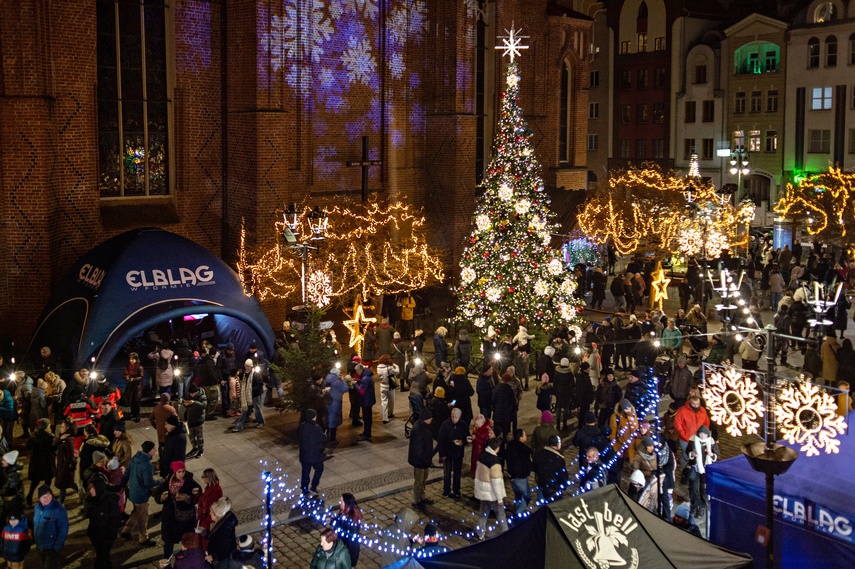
[650, 267, 671, 310]
[342, 294, 376, 355]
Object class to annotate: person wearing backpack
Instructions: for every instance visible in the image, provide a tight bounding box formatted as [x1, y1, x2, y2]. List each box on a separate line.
[148, 341, 175, 396]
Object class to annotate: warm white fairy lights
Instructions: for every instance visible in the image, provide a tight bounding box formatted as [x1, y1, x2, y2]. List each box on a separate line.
[777, 381, 847, 457]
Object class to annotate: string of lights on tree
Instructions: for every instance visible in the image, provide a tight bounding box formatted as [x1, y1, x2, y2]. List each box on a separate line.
[237, 199, 444, 304]
[775, 167, 855, 242]
[455, 25, 584, 334]
[577, 163, 754, 256]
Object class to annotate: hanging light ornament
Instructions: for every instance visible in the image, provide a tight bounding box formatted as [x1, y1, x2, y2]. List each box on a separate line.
[703, 364, 764, 437]
[777, 381, 847, 457]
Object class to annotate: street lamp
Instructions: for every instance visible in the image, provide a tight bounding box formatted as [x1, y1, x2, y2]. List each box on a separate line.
[729, 146, 750, 203]
[282, 202, 328, 306]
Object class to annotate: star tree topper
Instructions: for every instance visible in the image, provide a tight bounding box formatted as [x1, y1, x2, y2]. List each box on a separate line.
[496, 23, 529, 62]
[342, 294, 376, 354]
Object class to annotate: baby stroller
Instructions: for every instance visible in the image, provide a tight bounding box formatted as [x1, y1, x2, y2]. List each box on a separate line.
[684, 326, 708, 365]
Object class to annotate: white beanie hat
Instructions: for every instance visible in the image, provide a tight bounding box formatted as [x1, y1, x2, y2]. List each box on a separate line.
[630, 469, 646, 486]
[544, 346, 555, 357]
[3, 451, 18, 465]
[244, 359, 254, 367]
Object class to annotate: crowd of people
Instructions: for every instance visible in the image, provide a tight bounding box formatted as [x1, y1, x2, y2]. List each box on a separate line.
[0, 237, 852, 567]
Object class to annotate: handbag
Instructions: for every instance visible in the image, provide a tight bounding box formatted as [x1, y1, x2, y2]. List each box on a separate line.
[173, 498, 196, 522]
[387, 373, 399, 390]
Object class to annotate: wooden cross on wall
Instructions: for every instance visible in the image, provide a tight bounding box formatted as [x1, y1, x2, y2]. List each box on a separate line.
[346, 135, 382, 203]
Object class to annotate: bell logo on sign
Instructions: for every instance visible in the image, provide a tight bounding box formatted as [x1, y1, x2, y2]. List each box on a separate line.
[126, 266, 216, 291]
[559, 499, 639, 569]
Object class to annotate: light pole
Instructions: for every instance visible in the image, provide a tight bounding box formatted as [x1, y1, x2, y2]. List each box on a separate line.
[729, 146, 750, 204]
[282, 203, 329, 306]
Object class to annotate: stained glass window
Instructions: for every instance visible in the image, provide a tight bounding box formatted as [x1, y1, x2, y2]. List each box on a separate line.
[97, 0, 170, 198]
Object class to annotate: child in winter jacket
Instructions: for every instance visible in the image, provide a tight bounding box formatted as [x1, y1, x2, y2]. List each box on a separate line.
[2, 513, 31, 568]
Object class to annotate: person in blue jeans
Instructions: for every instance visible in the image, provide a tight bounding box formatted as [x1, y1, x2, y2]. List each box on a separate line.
[33, 486, 69, 569]
[504, 429, 532, 515]
[232, 359, 265, 432]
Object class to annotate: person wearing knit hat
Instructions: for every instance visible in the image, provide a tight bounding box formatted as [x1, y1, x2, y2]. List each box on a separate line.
[26, 417, 57, 505]
[232, 534, 264, 567]
[672, 502, 701, 536]
[159, 413, 187, 478]
[595, 366, 622, 431]
[154, 457, 201, 562]
[531, 410, 560, 456]
[453, 366, 467, 376]
[409, 401, 435, 508]
[687, 424, 718, 519]
[607, 397, 639, 485]
[2, 450, 18, 465]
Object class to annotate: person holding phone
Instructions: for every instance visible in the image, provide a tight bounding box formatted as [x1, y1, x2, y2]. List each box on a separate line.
[437, 408, 468, 499]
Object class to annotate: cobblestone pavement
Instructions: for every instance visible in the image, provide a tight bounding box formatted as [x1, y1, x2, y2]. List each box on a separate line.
[13, 293, 825, 568]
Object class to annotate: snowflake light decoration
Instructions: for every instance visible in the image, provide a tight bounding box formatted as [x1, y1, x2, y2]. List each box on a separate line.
[777, 382, 847, 457]
[306, 270, 332, 307]
[703, 364, 764, 437]
[677, 226, 729, 259]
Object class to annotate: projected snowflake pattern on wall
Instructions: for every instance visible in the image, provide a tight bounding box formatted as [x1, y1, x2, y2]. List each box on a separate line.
[258, 0, 427, 149]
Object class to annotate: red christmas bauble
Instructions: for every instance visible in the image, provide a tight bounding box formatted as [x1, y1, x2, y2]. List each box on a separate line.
[520, 316, 527, 323]
[499, 225, 506, 231]
[482, 251, 489, 258]
[497, 274, 503, 280]
[480, 291, 486, 298]
[511, 251, 518, 257]
[508, 287, 515, 293]
[470, 237, 477, 243]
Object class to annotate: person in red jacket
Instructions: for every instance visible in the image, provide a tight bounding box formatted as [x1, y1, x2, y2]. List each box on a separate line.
[673, 395, 710, 472]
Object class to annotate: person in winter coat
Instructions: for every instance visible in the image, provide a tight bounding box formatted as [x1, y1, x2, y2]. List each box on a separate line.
[323, 368, 350, 445]
[0, 455, 24, 521]
[233, 359, 265, 431]
[52, 421, 78, 504]
[122, 352, 144, 422]
[298, 409, 327, 494]
[432, 327, 449, 368]
[595, 369, 622, 430]
[437, 408, 469, 498]
[491, 373, 517, 441]
[674, 396, 711, 471]
[106, 456, 127, 517]
[533, 435, 568, 502]
[148, 341, 176, 396]
[155, 461, 202, 563]
[449, 366, 475, 427]
[0, 389, 15, 449]
[171, 532, 211, 569]
[408, 406, 436, 507]
[205, 497, 238, 568]
[161, 415, 187, 477]
[149, 393, 178, 448]
[14, 371, 34, 438]
[122, 441, 159, 546]
[512, 326, 534, 390]
[2, 512, 31, 569]
[591, 267, 607, 309]
[34, 485, 68, 569]
[331, 493, 362, 567]
[552, 358, 576, 431]
[26, 419, 56, 505]
[195, 468, 223, 545]
[535, 372, 555, 414]
[608, 399, 640, 484]
[428, 387, 451, 440]
[379, 507, 418, 567]
[623, 370, 649, 415]
[469, 414, 493, 476]
[78, 424, 110, 482]
[669, 356, 694, 408]
[505, 429, 532, 515]
[111, 421, 134, 468]
[86, 476, 122, 569]
[453, 329, 472, 371]
[361, 323, 378, 367]
[376, 319, 394, 361]
[377, 354, 399, 424]
[573, 411, 606, 467]
[43, 372, 66, 427]
[475, 364, 495, 419]
[474, 438, 508, 540]
[29, 378, 50, 434]
[310, 527, 352, 569]
[822, 334, 841, 385]
[353, 364, 376, 442]
[183, 383, 206, 459]
[574, 362, 595, 424]
[686, 425, 718, 518]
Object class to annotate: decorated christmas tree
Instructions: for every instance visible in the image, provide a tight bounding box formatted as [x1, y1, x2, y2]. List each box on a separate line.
[456, 26, 584, 334]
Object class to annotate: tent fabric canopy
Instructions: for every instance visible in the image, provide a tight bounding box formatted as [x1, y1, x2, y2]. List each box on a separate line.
[706, 420, 855, 569]
[392, 485, 751, 569]
[29, 228, 275, 372]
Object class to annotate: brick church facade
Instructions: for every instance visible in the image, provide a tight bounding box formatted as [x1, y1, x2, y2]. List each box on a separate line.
[0, 0, 590, 348]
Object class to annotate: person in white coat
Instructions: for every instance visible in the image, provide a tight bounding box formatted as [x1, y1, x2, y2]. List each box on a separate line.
[474, 437, 508, 540]
[377, 355, 400, 424]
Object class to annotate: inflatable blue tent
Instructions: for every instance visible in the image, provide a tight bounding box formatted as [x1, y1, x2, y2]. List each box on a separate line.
[29, 228, 275, 377]
[707, 419, 855, 569]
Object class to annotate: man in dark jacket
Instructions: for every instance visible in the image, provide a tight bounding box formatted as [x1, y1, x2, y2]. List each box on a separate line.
[407, 407, 435, 507]
[669, 356, 693, 409]
[85, 477, 121, 569]
[34, 486, 69, 569]
[355, 364, 376, 442]
[491, 374, 517, 441]
[160, 415, 186, 477]
[196, 347, 221, 420]
[183, 383, 206, 459]
[536, 346, 556, 385]
[595, 369, 622, 430]
[505, 429, 532, 515]
[553, 359, 576, 431]
[121, 441, 158, 546]
[533, 435, 567, 502]
[449, 367, 474, 426]
[475, 364, 494, 419]
[97, 401, 119, 444]
[623, 369, 649, 416]
[437, 408, 468, 498]
[218, 343, 238, 418]
[572, 412, 607, 468]
[297, 409, 327, 495]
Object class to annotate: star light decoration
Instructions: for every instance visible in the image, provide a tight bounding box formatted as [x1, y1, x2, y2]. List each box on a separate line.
[342, 294, 376, 355]
[306, 270, 332, 307]
[650, 267, 671, 310]
[703, 364, 764, 437]
[777, 381, 847, 457]
[496, 23, 529, 62]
